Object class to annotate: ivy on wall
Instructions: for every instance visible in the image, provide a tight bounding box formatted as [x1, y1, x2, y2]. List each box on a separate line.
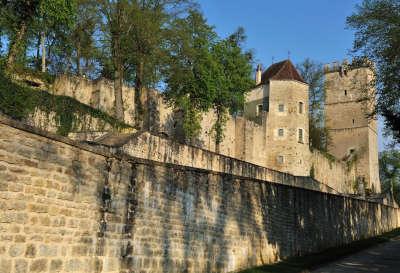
[0, 69, 131, 136]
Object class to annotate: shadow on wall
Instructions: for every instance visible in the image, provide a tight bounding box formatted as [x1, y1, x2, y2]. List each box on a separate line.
[109, 160, 398, 273]
[1, 118, 399, 273]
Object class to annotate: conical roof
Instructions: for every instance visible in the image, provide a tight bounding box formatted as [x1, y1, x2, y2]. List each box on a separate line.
[261, 60, 306, 84]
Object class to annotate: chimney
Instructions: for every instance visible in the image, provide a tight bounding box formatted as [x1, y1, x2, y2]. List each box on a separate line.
[255, 64, 262, 85]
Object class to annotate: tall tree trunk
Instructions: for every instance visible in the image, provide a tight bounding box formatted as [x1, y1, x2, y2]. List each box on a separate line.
[36, 34, 41, 69]
[215, 109, 221, 154]
[76, 40, 81, 76]
[112, 35, 124, 122]
[135, 60, 147, 129]
[6, 21, 27, 71]
[111, 1, 124, 122]
[41, 32, 46, 73]
[114, 62, 124, 121]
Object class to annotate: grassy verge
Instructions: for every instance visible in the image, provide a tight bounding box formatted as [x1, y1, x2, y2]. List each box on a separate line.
[0, 68, 131, 136]
[239, 228, 400, 273]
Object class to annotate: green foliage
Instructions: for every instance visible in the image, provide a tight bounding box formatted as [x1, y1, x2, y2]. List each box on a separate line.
[0, 68, 130, 136]
[211, 27, 254, 145]
[164, 11, 254, 143]
[297, 58, 328, 151]
[347, 0, 400, 143]
[164, 10, 220, 140]
[379, 150, 400, 204]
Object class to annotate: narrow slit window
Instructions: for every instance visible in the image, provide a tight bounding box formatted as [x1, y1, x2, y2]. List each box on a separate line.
[278, 128, 284, 137]
[299, 102, 304, 114]
[298, 129, 303, 143]
[344, 90, 347, 96]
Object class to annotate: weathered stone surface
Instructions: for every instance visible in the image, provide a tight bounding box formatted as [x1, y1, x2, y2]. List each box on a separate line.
[14, 259, 28, 273]
[0, 117, 399, 273]
[50, 259, 63, 271]
[29, 259, 48, 272]
[9, 244, 24, 257]
[25, 244, 36, 258]
[0, 259, 12, 273]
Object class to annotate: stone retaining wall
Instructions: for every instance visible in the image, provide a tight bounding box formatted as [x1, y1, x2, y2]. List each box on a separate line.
[0, 116, 399, 273]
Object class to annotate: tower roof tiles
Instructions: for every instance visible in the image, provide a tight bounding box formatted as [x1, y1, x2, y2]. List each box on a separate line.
[261, 60, 307, 84]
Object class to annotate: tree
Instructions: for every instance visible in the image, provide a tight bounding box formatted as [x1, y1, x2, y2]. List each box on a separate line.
[347, 0, 400, 143]
[1, 0, 41, 71]
[36, 0, 77, 72]
[124, 0, 192, 129]
[379, 150, 400, 204]
[98, 0, 133, 121]
[211, 27, 254, 151]
[164, 10, 220, 140]
[297, 58, 328, 151]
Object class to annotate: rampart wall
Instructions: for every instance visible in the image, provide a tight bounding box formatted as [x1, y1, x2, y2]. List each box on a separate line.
[51, 75, 357, 193]
[0, 115, 399, 273]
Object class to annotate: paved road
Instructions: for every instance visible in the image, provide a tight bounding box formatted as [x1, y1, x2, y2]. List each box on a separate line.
[311, 237, 400, 273]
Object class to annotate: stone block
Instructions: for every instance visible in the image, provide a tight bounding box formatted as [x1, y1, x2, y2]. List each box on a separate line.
[0, 259, 12, 273]
[9, 244, 25, 257]
[38, 245, 58, 257]
[14, 259, 28, 273]
[50, 259, 63, 272]
[29, 259, 48, 272]
[25, 244, 36, 258]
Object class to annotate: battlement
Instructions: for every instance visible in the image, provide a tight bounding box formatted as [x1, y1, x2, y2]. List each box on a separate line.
[324, 58, 374, 74]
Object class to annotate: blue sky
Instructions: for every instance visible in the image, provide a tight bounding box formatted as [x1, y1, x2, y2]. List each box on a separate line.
[198, 0, 391, 151]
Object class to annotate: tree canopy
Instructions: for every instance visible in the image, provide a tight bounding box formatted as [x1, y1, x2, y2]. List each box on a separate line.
[379, 150, 400, 204]
[347, 0, 400, 143]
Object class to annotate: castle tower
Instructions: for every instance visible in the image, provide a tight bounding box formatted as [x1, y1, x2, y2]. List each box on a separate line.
[244, 60, 310, 176]
[324, 60, 381, 193]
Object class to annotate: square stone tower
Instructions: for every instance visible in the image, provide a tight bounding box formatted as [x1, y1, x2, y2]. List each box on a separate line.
[244, 60, 310, 176]
[324, 60, 381, 193]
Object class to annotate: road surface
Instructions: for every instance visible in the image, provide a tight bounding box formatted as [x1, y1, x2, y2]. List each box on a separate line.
[311, 237, 400, 273]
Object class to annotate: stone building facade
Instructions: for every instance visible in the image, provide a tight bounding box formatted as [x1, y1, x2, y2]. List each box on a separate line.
[50, 59, 379, 195]
[324, 61, 381, 193]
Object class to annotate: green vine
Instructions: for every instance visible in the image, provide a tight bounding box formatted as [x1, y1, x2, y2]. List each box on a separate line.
[0, 69, 131, 136]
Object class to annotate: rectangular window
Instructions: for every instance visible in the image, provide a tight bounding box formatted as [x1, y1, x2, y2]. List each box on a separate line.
[278, 104, 284, 112]
[298, 128, 303, 143]
[257, 104, 263, 116]
[278, 128, 284, 137]
[277, 155, 284, 164]
[299, 102, 303, 114]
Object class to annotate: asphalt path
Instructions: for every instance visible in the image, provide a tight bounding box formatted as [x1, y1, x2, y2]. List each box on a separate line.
[311, 237, 400, 273]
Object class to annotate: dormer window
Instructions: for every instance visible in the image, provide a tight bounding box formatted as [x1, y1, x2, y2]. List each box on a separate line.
[278, 104, 284, 112]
